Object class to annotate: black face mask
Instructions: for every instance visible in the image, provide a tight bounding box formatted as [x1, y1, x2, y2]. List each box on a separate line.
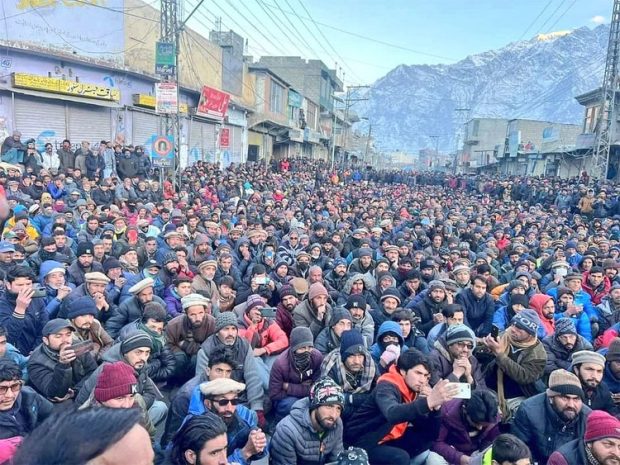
[293, 351, 311, 369]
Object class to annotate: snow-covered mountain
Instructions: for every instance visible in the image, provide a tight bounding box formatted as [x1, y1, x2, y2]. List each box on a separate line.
[362, 25, 609, 153]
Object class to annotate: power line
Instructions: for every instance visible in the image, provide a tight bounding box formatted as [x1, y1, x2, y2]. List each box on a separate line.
[535, 0, 568, 35]
[545, 0, 578, 33]
[517, 0, 555, 40]
[292, 0, 365, 84]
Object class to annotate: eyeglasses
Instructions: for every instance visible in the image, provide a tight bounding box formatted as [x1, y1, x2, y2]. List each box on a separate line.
[0, 381, 23, 395]
[211, 398, 240, 406]
[455, 342, 474, 350]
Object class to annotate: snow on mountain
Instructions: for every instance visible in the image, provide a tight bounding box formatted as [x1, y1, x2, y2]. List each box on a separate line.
[361, 25, 609, 153]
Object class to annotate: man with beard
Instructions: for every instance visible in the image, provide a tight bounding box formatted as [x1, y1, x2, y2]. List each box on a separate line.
[158, 252, 180, 297]
[77, 330, 168, 428]
[0, 266, 48, 355]
[346, 349, 459, 465]
[292, 251, 311, 279]
[195, 312, 264, 426]
[192, 260, 220, 301]
[315, 307, 353, 355]
[543, 318, 592, 377]
[293, 282, 333, 340]
[66, 296, 113, 362]
[551, 287, 592, 342]
[597, 284, 620, 333]
[60, 272, 114, 324]
[345, 294, 375, 347]
[411, 280, 449, 336]
[169, 413, 229, 465]
[275, 285, 299, 338]
[325, 258, 349, 292]
[320, 330, 377, 423]
[269, 327, 323, 421]
[270, 377, 344, 465]
[511, 369, 590, 465]
[106, 278, 166, 339]
[482, 310, 547, 421]
[451, 264, 471, 290]
[185, 378, 268, 464]
[455, 275, 494, 337]
[67, 242, 104, 286]
[571, 350, 619, 414]
[420, 258, 439, 284]
[27, 318, 98, 405]
[428, 323, 486, 389]
[548, 410, 620, 465]
[166, 293, 216, 379]
[348, 248, 374, 275]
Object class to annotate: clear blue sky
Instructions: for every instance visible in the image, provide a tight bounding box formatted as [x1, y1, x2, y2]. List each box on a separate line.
[185, 0, 611, 86]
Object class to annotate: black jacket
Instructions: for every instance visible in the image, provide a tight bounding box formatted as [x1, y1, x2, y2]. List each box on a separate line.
[0, 387, 53, 439]
[411, 295, 447, 336]
[0, 292, 48, 355]
[511, 392, 590, 465]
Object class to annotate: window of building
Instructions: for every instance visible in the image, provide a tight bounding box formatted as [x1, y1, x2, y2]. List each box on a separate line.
[584, 105, 598, 133]
[270, 80, 284, 114]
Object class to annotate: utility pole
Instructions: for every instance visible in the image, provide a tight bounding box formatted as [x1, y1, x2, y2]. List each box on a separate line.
[592, 0, 620, 180]
[364, 123, 372, 164]
[429, 135, 440, 170]
[342, 85, 369, 167]
[159, 0, 205, 189]
[453, 108, 470, 174]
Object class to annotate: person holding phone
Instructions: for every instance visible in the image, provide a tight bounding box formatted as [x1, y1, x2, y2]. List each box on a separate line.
[238, 294, 288, 391]
[27, 318, 98, 405]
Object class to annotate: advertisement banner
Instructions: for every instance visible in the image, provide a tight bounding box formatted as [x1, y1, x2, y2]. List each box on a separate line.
[219, 128, 230, 148]
[155, 82, 178, 114]
[13, 73, 120, 101]
[288, 90, 303, 108]
[1, 0, 125, 64]
[151, 135, 174, 167]
[196, 86, 230, 120]
[156, 42, 176, 75]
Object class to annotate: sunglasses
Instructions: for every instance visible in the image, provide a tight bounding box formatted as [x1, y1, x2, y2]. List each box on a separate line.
[211, 398, 240, 406]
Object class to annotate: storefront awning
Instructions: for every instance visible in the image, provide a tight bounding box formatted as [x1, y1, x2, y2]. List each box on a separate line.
[0, 86, 121, 108]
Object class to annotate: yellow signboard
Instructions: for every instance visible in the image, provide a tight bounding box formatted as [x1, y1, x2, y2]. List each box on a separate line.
[132, 93, 188, 114]
[12, 73, 120, 102]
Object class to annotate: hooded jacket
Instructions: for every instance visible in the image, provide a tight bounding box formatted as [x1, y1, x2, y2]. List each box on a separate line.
[529, 293, 558, 338]
[270, 397, 343, 465]
[411, 294, 448, 336]
[104, 294, 166, 339]
[238, 313, 289, 355]
[541, 333, 592, 376]
[268, 347, 323, 402]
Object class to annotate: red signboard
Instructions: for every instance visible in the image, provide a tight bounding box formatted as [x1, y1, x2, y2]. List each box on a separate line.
[219, 128, 230, 148]
[196, 86, 230, 119]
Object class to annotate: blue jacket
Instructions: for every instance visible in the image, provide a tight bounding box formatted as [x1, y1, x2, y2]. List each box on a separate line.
[547, 287, 596, 321]
[38, 260, 75, 318]
[554, 309, 592, 342]
[2, 343, 29, 381]
[0, 291, 48, 355]
[370, 321, 407, 372]
[604, 363, 620, 394]
[186, 384, 268, 465]
[455, 288, 494, 337]
[493, 306, 547, 339]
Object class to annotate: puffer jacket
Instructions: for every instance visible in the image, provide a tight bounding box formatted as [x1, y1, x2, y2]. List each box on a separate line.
[541, 333, 592, 376]
[270, 397, 343, 465]
[237, 313, 289, 355]
[411, 294, 448, 336]
[105, 294, 166, 339]
[269, 348, 323, 402]
[547, 438, 587, 465]
[511, 392, 590, 465]
[0, 387, 53, 439]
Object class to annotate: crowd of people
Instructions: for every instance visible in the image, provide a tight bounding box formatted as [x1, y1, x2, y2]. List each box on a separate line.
[1, 130, 620, 464]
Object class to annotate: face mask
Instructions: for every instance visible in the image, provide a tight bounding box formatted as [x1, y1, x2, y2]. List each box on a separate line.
[293, 351, 311, 368]
[555, 268, 568, 278]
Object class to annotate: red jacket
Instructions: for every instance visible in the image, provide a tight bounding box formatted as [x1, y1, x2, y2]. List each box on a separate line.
[238, 315, 289, 356]
[582, 272, 611, 306]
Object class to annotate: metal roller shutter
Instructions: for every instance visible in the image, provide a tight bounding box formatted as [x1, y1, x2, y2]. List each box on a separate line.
[231, 125, 243, 164]
[131, 110, 159, 148]
[67, 104, 112, 146]
[189, 119, 216, 163]
[14, 96, 67, 143]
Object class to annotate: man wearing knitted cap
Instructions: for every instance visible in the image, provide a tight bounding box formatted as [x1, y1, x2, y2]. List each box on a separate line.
[428, 323, 486, 389]
[548, 410, 620, 465]
[166, 293, 216, 380]
[76, 330, 168, 429]
[597, 284, 620, 334]
[482, 309, 547, 421]
[293, 282, 333, 340]
[274, 285, 299, 338]
[370, 287, 402, 338]
[344, 294, 375, 348]
[271, 377, 344, 465]
[269, 326, 323, 420]
[105, 277, 166, 339]
[66, 296, 113, 362]
[571, 350, 619, 415]
[185, 378, 268, 464]
[604, 338, 620, 397]
[194, 311, 265, 427]
[511, 369, 591, 465]
[238, 293, 289, 391]
[320, 329, 377, 423]
[67, 241, 103, 286]
[315, 307, 353, 355]
[542, 316, 591, 376]
[411, 279, 449, 336]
